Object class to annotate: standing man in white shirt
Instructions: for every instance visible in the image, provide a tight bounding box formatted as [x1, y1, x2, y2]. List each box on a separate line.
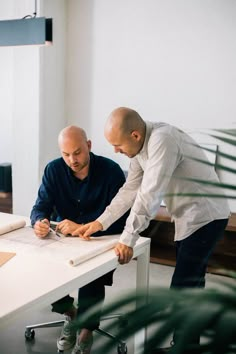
[72, 107, 230, 352]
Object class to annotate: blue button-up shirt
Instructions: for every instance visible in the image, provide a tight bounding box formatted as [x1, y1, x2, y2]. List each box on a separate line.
[30, 152, 128, 236]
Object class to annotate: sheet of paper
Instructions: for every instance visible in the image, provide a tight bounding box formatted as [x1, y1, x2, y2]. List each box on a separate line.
[0, 251, 16, 266]
[0, 226, 119, 266]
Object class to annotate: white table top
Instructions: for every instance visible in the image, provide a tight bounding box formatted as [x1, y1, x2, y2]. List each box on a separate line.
[0, 213, 150, 330]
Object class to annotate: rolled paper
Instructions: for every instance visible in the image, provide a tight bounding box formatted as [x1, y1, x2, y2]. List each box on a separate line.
[0, 219, 26, 235]
[68, 238, 118, 266]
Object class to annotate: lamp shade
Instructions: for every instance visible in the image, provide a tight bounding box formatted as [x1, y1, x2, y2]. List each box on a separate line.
[0, 17, 53, 46]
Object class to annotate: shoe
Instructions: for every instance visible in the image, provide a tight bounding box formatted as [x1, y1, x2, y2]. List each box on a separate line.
[57, 317, 77, 351]
[71, 336, 93, 354]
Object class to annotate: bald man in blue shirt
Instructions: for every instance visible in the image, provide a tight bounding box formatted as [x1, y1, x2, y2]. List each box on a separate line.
[31, 125, 128, 354]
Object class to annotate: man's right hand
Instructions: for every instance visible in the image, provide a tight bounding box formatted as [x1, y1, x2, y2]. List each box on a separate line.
[72, 221, 103, 240]
[33, 219, 50, 238]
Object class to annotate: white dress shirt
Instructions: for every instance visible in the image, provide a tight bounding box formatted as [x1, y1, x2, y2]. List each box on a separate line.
[98, 122, 230, 248]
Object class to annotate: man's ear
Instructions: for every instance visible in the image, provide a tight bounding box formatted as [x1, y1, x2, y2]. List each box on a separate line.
[87, 140, 92, 151]
[131, 130, 141, 141]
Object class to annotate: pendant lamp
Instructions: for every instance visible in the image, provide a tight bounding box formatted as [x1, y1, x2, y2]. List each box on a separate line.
[0, 17, 53, 47]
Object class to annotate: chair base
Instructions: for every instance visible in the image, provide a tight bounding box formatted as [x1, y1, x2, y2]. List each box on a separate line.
[25, 315, 128, 353]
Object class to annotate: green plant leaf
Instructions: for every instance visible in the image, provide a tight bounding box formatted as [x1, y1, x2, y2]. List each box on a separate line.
[211, 310, 236, 354]
[214, 129, 236, 137]
[209, 134, 236, 147]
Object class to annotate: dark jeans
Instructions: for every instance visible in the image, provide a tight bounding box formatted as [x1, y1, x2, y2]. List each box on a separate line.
[171, 218, 228, 344]
[171, 218, 228, 288]
[51, 270, 114, 331]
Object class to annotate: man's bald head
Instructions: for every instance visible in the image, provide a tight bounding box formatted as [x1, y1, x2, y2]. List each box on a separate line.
[58, 126, 87, 147]
[58, 125, 91, 179]
[104, 107, 146, 158]
[105, 107, 145, 137]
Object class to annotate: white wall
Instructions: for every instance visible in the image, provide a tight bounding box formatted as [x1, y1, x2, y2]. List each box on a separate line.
[1, 0, 236, 214]
[0, 0, 67, 216]
[66, 0, 94, 133]
[66, 0, 236, 209]
[0, 2, 14, 163]
[39, 0, 67, 172]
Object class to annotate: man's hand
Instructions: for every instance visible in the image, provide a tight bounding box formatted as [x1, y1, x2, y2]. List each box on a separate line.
[33, 219, 50, 238]
[72, 221, 103, 240]
[114, 242, 133, 264]
[56, 219, 82, 236]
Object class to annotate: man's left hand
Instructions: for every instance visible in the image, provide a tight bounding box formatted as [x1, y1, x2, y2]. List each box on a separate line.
[57, 219, 82, 236]
[114, 242, 133, 264]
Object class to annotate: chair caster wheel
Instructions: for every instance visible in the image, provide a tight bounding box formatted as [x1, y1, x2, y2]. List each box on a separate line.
[117, 343, 128, 354]
[25, 329, 35, 341]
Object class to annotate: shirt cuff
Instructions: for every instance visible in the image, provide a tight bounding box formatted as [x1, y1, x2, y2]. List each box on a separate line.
[119, 230, 139, 248]
[97, 214, 113, 231]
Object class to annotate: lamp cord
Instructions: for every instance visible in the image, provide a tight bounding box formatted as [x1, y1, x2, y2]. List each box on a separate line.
[22, 0, 37, 19]
[33, 0, 37, 17]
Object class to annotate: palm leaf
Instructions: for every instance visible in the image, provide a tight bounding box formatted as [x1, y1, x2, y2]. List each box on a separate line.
[185, 141, 236, 164]
[208, 134, 236, 147]
[214, 129, 236, 138]
[71, 279, 236, 353]
[184, 154, 236, 175]
[211, 310, 236, 354]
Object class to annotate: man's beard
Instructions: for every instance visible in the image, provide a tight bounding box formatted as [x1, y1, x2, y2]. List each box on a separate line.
[71, 160, 88, 172]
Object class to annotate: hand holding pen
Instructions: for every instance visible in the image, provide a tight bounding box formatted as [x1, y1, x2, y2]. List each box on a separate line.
[33, 218, 60, 238]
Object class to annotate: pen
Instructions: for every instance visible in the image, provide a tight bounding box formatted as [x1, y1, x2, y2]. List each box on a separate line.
[40, 219, 61, 237]
[49, 226, 61, 237]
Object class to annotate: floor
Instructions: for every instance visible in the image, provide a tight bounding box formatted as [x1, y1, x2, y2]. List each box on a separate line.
[0, 260, 234, 354]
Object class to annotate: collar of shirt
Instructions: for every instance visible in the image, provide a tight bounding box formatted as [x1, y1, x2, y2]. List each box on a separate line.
[138, 122, 152, 157]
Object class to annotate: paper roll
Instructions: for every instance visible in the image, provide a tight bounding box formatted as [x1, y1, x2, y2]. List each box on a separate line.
[68, 238, 118, 266]
[0, 219, 26, 235]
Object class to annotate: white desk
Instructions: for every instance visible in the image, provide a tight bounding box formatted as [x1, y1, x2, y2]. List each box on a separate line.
[0, 213, 150, 354]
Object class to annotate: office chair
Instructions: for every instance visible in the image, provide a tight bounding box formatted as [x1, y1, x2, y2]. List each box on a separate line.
[25, 313, 128, 354]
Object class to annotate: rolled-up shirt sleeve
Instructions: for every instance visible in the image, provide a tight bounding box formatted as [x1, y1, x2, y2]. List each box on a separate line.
[97, 158, 143, 230]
